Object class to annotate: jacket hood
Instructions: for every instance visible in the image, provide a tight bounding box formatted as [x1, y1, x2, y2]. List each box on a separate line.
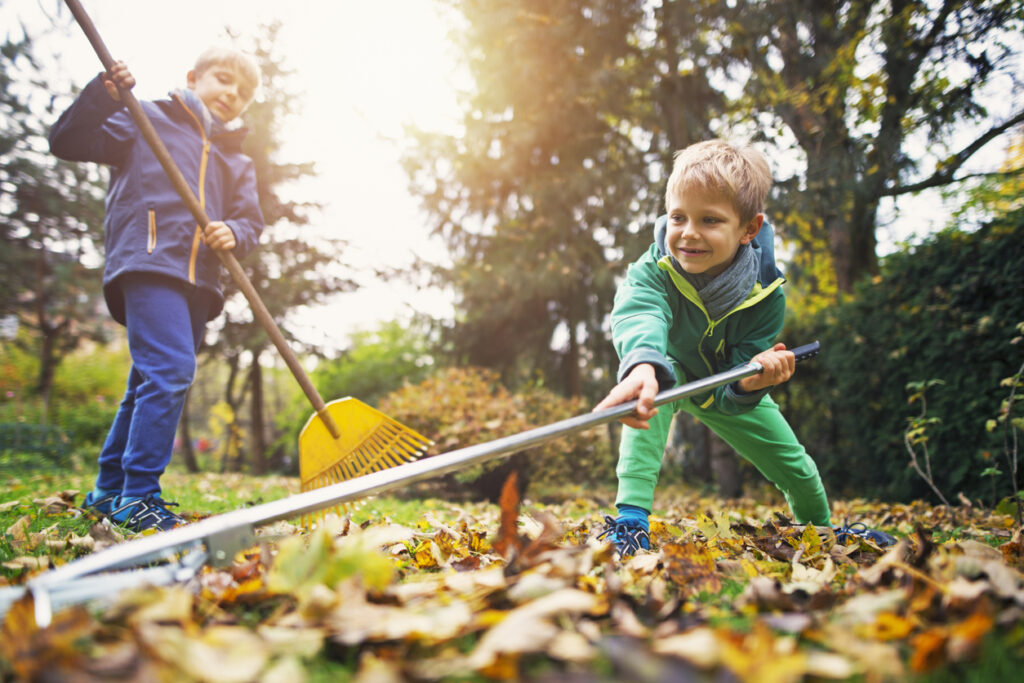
[653, 213, 784, 285]
[164, 88, 249, 151]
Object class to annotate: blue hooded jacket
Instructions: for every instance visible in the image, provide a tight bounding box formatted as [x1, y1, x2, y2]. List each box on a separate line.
[49, 75, 263, 324]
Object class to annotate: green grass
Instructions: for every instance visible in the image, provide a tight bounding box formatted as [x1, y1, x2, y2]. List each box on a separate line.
[912, 627, 1024, 682]
[0, 463, 493, 581]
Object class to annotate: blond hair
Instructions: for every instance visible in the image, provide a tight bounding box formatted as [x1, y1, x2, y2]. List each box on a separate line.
[666, 140, 772, 222]
[193, 47, 261, 96]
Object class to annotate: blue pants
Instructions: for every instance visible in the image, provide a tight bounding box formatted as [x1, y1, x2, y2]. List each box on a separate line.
[96, 274, 213, 497]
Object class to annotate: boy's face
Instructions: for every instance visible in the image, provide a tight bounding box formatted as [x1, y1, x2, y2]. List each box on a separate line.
[187, 65, 254, 122]
[666, 186, 763, 278]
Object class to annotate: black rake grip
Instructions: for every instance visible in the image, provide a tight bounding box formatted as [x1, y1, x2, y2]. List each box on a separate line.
[791, 341, 821, 362]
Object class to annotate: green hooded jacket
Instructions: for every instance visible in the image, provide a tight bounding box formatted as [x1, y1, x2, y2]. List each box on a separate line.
[611, 215, 786, 415]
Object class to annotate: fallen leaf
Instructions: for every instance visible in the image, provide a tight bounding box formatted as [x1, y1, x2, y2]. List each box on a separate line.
[652, 626, 721, 669]
[910, 627, 947, 673]
[492, 472, 525, 560]
[469, 589, 600, 668]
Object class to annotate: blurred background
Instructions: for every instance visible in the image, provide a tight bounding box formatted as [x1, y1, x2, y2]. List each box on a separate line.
[2, 0, 1022, 507]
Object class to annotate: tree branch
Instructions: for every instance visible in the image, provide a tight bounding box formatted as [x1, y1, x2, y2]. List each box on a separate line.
[885, 108, 1024, 196]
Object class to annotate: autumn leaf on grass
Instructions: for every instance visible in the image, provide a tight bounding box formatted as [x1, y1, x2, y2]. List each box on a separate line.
[661, 541, 721, 596]
[328, 582, 474, 645]
[267, 527, 394, 601]
[788, 552, 836, 595]
[2, 556, 50, 572]
[135, 622, 269, 683]
[910, 627, 948, 673]
[0, 594, 95, 681]
[492, 471, 526, 561]
[999, 529, 1024, 569]
[468, 588, 601, 671]
[4, 515, 31, 551]
[657, 622, 817, 683]
[859, 612, 917, 641]
[412, 539, 445, 569]
[652, 626, 720, 669]
[716, 621, 811, 683]
[32, 491, 76, 514]
[696, 510, 735, 541]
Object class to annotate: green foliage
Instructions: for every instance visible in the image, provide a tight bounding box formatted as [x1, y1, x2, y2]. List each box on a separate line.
[378, 366, 614, 498]
[208, 401, 246, 472]
[903, 379, 952, 507]
[984, 321, 1024, 523]
[781, 213, 1024, 502]
[272, 321, 435, 465]
[405, 1, 1024, 406]
[1, 339, 128, 455]
[314, 321, 435, 407]
[0, 32, 109, 403]
[404, 0, 658, 397]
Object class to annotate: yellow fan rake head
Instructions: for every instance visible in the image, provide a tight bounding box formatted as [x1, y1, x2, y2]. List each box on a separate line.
[298, 397, 433, 494]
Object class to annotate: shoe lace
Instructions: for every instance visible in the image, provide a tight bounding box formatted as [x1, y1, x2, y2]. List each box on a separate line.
[833, 519, 897, 547]
[132, 494, 183, 522]
[834, 520, 863, 542]
[596, 515, 650, 556]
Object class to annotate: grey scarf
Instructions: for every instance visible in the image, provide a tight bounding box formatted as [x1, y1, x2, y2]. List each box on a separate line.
[673, 242, 758, 320]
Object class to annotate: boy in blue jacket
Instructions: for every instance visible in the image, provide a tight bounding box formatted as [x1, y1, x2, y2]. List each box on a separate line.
[49, 48, 264, 532]
[594, 140, 894, 555]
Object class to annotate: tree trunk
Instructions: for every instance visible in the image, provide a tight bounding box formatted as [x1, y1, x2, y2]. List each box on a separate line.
[250, 352, 266, 475]
[663, 414, 713, 485]
[178, 390, 200, 473]
[36, 326, 56, 422]
[708, 426, 742, 498]
[565, 318, 582, 397]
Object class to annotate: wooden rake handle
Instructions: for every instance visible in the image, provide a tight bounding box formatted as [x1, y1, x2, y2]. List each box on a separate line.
[64, 0, 342, 439]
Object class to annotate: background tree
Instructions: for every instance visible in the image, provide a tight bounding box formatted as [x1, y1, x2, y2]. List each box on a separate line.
[0, 33, 108, 413]
[403, 0, 664, 398]
[696, 0, 1024, 298]
[407, 1, 1024, 392]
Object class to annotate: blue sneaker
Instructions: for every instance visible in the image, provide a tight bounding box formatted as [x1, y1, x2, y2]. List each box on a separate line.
[834, 521, 897, 548]
[109, 494, 186, 532]
[597, 515, 651, 556]
[82, 489, 119, 517]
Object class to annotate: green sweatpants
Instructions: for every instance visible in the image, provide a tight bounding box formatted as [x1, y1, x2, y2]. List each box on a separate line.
[615, 390, 832, 526]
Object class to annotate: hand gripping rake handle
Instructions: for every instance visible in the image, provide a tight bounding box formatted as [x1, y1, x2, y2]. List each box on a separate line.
[63, 0, 341, 439]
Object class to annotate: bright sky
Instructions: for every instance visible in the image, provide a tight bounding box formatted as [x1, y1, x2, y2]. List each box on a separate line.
[7, 0, 461, 355]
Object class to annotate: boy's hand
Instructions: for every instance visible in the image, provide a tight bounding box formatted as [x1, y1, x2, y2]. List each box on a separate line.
[102, 61, 135, 101]
[203, 221, 237, 251]
[593, 363, 659, 430]
[737, 343, 795, 393]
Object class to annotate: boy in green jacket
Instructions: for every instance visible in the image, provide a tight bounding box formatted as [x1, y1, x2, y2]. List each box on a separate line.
[594, 140, 893, 555]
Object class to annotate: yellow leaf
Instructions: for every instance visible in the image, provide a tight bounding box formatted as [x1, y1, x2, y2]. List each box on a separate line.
[861, 612, 915, 641]
[696, 511, 735, 541]
[412, 539, 444, 569]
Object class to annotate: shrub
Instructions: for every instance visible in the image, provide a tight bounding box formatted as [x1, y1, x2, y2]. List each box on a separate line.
[780, 213, 1024, 502]
[0, 340, 128, 456]
[379, 366, 614, 500]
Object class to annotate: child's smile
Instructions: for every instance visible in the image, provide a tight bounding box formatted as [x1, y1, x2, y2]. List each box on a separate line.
[666, 187, 761, 278]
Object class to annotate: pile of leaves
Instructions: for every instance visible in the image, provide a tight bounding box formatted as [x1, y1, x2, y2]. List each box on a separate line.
[2, 478, 1024, 682]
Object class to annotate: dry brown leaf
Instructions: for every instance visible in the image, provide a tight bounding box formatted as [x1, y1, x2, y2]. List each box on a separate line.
[468, 589, 600, 668]
[5, 515, 31, 550]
